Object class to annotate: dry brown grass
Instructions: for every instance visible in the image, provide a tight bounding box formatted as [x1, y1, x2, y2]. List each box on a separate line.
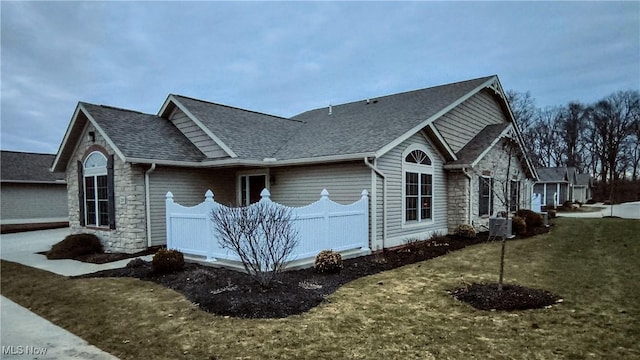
[2, 218, 639, 359]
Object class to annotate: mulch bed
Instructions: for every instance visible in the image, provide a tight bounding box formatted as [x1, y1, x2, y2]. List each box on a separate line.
[39, 246, 161, 264]
[77, 226, 553, 318]
[449, 283, 562, 311]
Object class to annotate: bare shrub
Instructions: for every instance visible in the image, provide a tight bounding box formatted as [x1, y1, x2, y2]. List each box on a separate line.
[211, 201, 299, 288]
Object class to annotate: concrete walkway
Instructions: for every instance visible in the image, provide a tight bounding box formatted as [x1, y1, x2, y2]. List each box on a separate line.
[1, 228, 152, 359]
[556, 201, 640, 220]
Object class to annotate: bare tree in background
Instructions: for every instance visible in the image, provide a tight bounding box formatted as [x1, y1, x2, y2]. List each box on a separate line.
[211, 201, 299, 288]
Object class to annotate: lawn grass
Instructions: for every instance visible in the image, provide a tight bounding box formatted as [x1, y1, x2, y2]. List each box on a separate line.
[2, 218, 639, 359]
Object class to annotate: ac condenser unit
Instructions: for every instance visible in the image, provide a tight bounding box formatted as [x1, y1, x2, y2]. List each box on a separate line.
[489, 218, 513, 238]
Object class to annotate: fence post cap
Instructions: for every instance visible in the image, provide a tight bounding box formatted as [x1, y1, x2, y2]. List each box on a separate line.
[361, 189, 369, 198]
[166, 191, 174, 199]
[205, 189, 214, 200]
[320, 189, 329, 198]
[260, 188, 271, 199]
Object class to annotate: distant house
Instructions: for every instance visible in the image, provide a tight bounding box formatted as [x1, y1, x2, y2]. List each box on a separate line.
[573, 172, 594, 203]
[533, 167, 593, 206]
[52, 75, 538, 253]
[1, 151, 68, 232]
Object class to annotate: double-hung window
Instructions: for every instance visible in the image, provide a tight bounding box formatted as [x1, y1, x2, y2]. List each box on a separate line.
[83, 152, 110, 227]
[510, 180, 520, 212]
[479, 176, 494, 216]
[403, 148, 434, 224]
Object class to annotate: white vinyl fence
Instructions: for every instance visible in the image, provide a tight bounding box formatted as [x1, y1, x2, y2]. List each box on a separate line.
[166, 188, 370, 264]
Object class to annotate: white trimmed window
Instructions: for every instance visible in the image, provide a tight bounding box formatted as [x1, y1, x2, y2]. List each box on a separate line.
[478, 176, 494, 217]
[403, 146, 434, 224]
[83, 152, 109, 227]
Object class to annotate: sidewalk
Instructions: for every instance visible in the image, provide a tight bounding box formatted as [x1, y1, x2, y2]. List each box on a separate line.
[556, 201, 640, 220]
[1, 228, 151, 360]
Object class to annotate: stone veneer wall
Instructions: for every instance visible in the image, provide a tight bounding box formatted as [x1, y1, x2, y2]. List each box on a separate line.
[470, 139, 528, 229]
[446, 171, 469, 233]
[66, 123, 147, 253]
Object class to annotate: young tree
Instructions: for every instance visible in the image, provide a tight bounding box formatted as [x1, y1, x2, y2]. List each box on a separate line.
[211, 200, 299, 287]
[476, 131, 522, 291]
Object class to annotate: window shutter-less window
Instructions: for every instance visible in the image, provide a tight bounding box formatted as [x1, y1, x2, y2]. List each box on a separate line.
[77, 160, 85, 226]
[107, 155, 116, 229]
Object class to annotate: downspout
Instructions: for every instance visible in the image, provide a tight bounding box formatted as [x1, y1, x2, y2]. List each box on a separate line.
[145, 163, 156, 247]
[364, 157, 386, 250]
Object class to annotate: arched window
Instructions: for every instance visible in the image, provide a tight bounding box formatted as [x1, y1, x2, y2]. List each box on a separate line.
[83, 152, 109, 227]
[405, 150, 432, 165]
[402, 147, 434, 224]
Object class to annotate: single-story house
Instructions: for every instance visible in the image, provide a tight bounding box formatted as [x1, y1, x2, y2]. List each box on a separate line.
[533, 167, 593, 206]
[52, 75, 538, 253]
[573, 172, 594, 203]
[1, 151, 68, 232]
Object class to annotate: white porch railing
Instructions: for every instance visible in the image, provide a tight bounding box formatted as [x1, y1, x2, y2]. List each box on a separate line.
[165, 188, 370, 264]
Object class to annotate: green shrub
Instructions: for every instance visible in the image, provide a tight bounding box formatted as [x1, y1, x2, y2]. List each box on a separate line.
[314, 250, 343, 274]
[454, 224, 477, 239]
[152, 248, 185, 273]
[515, 209, 544, 229]
[46, 233, 103, 260]
[563, 200, 574, 209]
[512, 216, 527, 235]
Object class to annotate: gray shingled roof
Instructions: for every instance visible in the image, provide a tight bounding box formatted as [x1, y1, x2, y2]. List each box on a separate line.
[1, 151, 65, 183]
[276, 76, 494, 160]
[81, 103, 206, 162]
[536, 167, 569, 182]
[447, 123, 510, 166]
[173, 96, 305, 160]
[576, 173, 592, 186]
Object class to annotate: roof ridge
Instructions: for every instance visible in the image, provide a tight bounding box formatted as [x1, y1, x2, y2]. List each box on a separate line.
[80, 102, 152, 116]
[296, 75, 496, 115]
[172, 94, 304, 123]
[1, 150, 56, 156]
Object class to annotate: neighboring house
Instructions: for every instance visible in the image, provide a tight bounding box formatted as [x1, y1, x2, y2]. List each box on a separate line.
[1, 151, 68, 232]
[533, 167, 593, 206]
[52, 75, 538, 253]
[573, 172, 594, 203]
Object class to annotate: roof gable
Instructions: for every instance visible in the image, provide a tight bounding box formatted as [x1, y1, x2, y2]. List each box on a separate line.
[52, 102, 206, 171]
[1, 151, 66, 183]
[169, 95, 305, 160]
[282, 76, 495, 160]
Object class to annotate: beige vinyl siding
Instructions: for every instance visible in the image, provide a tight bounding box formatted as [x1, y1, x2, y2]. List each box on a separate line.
[0, 183, 68, 223]
[433, 89, 507, 153]
[147, 166, 236, 246]
[269, 162, 371, 207]
[376, 132, 448, 247]
[168, 107, 228, 159]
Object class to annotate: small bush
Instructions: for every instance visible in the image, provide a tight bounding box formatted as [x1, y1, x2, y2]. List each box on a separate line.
[563, 200, 574, 209]
[127, 258, 146, 268]
[512, 216, 527, 235]
[515, 209, 544, 229]
[152, 248, 185, 273]
[547, 209, 557, 219]
[454, 224, 477, 239]
[314, 250, 343, 274]
[46, 233, 103, 260]
[586, 199, 596, 204]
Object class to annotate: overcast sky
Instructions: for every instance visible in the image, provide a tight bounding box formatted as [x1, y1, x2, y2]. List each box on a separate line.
[1, 1, 638, 155]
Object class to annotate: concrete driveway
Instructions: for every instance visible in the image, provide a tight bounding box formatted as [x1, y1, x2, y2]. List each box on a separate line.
[0, 228, 153, 359]
[556, 201, 640, 219]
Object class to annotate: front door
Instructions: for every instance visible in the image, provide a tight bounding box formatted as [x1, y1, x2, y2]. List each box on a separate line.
[240, 174, 266, 205]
